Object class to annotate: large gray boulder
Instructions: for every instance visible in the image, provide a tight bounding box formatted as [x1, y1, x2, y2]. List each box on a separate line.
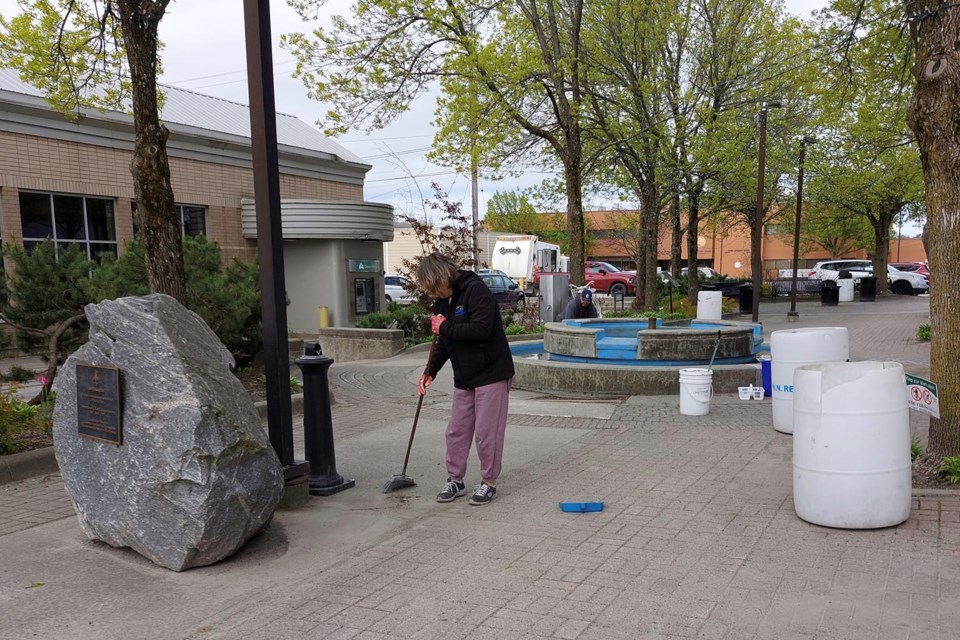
[52, 294, 283, 571]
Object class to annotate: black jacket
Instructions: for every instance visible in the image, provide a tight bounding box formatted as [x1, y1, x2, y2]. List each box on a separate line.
[559, 298, 598, 320]
[427, 270, 515, 390]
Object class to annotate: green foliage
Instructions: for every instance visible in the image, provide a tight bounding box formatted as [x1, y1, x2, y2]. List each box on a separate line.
[910, 438, 923, 462]
[183, 238, 262, 365]
[483, 192, 542, 235]
[916, 324, 931, 342]
[0, 1, 132, 117]
[2, 241, 93, 330]
[2, 366, 35, 383]
[504, 324, 526, 335]
[88, 237, 262, 364]
[655, 292, 697, 319]
[87, 241, 150, 300]
[938, 456, 960, 484]
[0, 387, 53, 455]
[289, 377, 303, 394]
[356, 303, 431, 344]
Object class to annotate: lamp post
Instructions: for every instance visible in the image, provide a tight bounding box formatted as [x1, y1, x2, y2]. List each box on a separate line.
[788, 136, 817, 320]
[752, 101, 782, 323]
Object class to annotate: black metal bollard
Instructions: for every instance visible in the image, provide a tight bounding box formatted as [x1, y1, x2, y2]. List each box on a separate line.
[295, 343, 355, 496]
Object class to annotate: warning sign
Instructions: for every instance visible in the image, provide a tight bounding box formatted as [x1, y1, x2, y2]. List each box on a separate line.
[906, 374, 940, 418]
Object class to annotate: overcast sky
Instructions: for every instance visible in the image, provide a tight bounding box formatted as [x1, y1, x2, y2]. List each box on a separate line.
[0, 0, 830, 219]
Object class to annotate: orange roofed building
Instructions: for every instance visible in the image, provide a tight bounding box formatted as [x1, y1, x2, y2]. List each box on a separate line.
[577, 210, 926, 278]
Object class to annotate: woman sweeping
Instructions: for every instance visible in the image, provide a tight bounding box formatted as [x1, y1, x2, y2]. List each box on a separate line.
[416, 253, 515, 505]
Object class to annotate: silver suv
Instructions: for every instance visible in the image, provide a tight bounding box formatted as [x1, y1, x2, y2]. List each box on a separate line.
[808, 259, 929, 295]
[807, 259, 873, 284]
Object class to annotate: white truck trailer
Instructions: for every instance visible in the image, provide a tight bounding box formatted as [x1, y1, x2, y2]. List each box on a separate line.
[491, 235, 563, 287]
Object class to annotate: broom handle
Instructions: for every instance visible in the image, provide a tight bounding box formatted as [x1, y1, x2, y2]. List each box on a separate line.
[401, 334, 438, 475]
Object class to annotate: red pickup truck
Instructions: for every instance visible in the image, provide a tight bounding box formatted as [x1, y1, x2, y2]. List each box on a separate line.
[533, 261, 637, 296]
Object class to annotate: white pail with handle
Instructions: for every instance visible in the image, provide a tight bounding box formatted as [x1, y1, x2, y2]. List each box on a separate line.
[679, 368, 713, 416]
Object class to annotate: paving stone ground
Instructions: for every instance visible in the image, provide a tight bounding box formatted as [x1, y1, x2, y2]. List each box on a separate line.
[1, 294, 956, 640]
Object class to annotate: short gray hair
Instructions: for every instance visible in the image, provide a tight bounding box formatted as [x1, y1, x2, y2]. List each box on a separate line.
[417, 253, 459, 297]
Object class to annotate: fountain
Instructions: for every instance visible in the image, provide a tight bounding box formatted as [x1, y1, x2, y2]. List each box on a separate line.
[511, 318, 763, 396]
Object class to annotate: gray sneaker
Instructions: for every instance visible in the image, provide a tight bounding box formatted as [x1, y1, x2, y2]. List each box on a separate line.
[469, 482, 497, 506]
[437, 478, 466, 503]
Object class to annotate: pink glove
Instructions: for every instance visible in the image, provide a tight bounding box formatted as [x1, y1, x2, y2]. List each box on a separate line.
[418, 374, 433, 396]
[430, 314, 446, 335]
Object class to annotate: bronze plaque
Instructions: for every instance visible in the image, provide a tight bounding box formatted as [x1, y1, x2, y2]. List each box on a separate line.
[77, 364, 122, 445]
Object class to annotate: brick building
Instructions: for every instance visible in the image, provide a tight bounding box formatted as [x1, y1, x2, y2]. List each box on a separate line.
[0, 69, 394, 332]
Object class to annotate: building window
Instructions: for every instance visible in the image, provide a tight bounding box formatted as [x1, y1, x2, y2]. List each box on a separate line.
[131, 202, 207, 238]
[19, 191, 117, 261]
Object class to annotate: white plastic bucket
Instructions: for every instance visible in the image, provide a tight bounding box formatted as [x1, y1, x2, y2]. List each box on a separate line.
[793, 361, 911, 528]
[838, 278, 854, 302]
[770, 327, 849, 434]
[679, 368, 713, 415]
[696, 291, 722, 321]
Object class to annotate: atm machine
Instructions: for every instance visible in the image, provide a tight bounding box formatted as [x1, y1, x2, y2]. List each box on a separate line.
[346, 258, 382, 323]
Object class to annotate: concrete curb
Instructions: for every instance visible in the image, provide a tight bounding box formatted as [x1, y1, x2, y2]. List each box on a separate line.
[404, 334, 544, 354]
[0, 446, 59, 485]
[0, 393, 307, 486]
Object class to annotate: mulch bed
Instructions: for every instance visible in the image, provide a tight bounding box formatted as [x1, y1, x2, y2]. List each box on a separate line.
[913, 455, 959, 491]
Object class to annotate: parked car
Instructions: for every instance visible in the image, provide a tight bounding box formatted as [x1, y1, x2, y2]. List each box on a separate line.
[585, 261, 637, 296]
[480, 273, 525, 310]
[890, 262, 930, 281]
[384, 275, 417, 305]
[883, 265, 929, 295]
[477, 268, 509, 277]
[807, 259, 873, 284]
[808, 259, 929, 295]
[680, 266, 717, 279]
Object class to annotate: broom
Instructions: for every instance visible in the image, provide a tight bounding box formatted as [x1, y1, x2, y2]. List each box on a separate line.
[380, 334, 437, 493]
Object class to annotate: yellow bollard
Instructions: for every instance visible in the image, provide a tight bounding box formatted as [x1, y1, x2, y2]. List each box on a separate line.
[319, 306, 330, 329]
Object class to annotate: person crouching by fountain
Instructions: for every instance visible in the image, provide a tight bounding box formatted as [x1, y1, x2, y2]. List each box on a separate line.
[416, 253, 515, 506]
[560, 287, 598, 320]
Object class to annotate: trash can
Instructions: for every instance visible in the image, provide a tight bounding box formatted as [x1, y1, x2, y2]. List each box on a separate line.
[738, 284, 753, 314]
[837, 270, 854, 302]
[758, 354, 772, 397]
[770, 327, 849, 434]
[859, 276, 877, 301]
[793, 361, 911, 528]
[820, 280, 839, 306]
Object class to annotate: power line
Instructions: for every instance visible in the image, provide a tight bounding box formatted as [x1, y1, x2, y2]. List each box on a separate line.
[165, 59, 298, 85]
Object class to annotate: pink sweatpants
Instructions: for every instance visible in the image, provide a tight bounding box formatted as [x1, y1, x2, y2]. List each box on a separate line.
[445, 378, 512, 485]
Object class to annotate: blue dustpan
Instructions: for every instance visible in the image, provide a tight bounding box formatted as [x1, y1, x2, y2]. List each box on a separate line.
[559, 501, 604, 513]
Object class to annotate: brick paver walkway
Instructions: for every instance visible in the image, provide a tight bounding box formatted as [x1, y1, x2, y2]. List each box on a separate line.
[1, 294, 956, 640]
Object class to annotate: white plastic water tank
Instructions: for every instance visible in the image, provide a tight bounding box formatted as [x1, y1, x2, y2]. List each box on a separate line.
[770, 327, 849, 434]
[696, 291, 722, 321]
[793, 361, 911, 528]
[838, 278, 854, 302]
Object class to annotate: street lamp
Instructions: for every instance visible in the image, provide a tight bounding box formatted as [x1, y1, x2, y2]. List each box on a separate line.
[752, 100, 783, 323]
[788, 136, 817, 320]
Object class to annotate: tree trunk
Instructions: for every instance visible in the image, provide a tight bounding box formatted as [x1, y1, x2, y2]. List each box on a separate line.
[670, 189, 682, 279]
[870, 211, 892, 294]
[906, 0, 960, 457]
[686, 189, 702, 305]
[118, 1, 187, 305]
[642, 185, 658, 311]
[563, 160, 586, 286]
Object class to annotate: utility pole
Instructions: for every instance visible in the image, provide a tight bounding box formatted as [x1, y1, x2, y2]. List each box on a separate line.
[789, 136, 816, 321]
[471, 159, 479, 269]
[752, 101, 782, 323]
